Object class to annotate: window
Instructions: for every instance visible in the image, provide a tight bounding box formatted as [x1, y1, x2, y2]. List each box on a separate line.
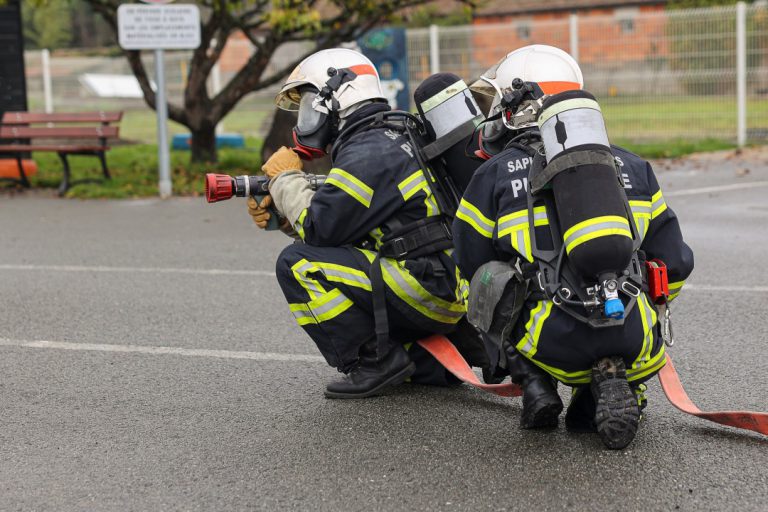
[516, 21, 531, 40]
[615, 8, 638, 34]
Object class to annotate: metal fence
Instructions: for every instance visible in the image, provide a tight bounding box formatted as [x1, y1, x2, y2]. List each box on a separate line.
[22, 2, 768, 145]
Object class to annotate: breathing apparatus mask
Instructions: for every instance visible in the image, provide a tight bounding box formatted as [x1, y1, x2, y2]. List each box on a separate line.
[285, 66, 364, 160]
[475, 79, 546, 159]
[292, 86, 335, 160]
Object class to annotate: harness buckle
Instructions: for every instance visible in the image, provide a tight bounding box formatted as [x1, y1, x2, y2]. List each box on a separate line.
[387, 237, 409, 259]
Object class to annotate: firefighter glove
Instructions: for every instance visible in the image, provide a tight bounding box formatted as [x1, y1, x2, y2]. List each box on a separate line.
[262, 146, 303, 179]
[247, 195, 273, 229]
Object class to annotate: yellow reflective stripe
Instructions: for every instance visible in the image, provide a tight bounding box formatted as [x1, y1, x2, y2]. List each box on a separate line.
[497, 207, 549, 236]
[326, 168, 373, 207]
[627, 346, 667, 382]
[456, 198, 495, 238]
[629, 200, 652, 240]
[295, 208, 308, 241]
[289, 303, 317, 326]
[424, 193, 439, 217]
[288, 289, 353, 326]
[498, 207, 547, 262]
[291, 259, 326, 300]
[380, 259, 466, 324]
[668, 280, 685, 301]
[380, 258, 466, 324]
[651, 189, 667, 219]
[562, 215, 632, 254]
[398, 169, 429, 200]
[528, 358, 592, 385]
[632, 293, 658, 370]
[516, 300, 553, 358]
[455, 266, 470, 301]
[355, 247, 465, 324]
[314, 262, 372, 291]
[310, 288, 354, 322]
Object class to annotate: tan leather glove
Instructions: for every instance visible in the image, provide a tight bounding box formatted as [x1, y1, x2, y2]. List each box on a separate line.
[262, 146, 303, 179]
[247, 195, 273, 229]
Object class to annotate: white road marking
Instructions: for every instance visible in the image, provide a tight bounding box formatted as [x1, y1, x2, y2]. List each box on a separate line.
[0, 337, 325, 363]
[0, 264, 274, 277]
[666, 181, 768, 197]
[684, 283, 768, 293]
[1, 264, 767, 293]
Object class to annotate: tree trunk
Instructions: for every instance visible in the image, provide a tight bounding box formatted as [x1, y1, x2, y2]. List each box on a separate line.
[190, 123, 217, 163]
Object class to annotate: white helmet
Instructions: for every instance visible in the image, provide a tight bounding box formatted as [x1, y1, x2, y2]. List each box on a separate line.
[275, 48, 386, 159]
[471, 45, 584, 158]
[470, 44, 583, 105]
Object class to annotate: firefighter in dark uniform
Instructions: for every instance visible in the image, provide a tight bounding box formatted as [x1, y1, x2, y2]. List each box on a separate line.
[248, 49, 468, 398]
[454, 45, 694, 448]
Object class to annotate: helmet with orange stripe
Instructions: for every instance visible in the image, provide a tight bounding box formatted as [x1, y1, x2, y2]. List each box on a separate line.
[275, 48, 386, 160]
[470, 45, 583, 158]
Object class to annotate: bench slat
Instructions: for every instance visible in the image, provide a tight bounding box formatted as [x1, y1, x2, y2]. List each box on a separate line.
[2, 111, 123, 124]
[0, 126, 119, 139]
[0, 145, 109, 152]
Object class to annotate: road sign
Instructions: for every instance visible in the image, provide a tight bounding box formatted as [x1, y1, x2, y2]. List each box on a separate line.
[117, 4, 200, 51]
[117, 3, 201, 198]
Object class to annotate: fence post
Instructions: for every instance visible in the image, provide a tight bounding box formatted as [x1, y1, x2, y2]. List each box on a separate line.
[737, 1, 747, 147]
[41, 49, 53, 114]
[212, 61, 224, 135]
[429, 24, 440, 74]
[569, 13, 579, 61]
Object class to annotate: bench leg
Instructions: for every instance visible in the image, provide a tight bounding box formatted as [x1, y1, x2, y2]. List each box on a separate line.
[57, 152, 71, 197]
[97, 151, 111, 180]
[15, 155, 30, 188]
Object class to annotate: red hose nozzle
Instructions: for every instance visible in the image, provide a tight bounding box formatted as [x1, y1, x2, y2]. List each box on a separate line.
[205, 173, 235, 203]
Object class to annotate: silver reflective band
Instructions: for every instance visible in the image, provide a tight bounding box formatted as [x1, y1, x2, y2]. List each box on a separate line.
[240, 175, 250, 196]
[312, 291, 350, 318]
[563, 219, 631, 250]
[419, 80, 468, 113]
[380, 259, 465, 321]
[540, 107, 610, 163]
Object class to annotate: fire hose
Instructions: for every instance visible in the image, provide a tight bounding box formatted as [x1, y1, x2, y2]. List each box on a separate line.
[417, 335, 768, 437]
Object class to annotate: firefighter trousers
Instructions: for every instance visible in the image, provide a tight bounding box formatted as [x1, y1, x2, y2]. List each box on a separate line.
[511, 295, 667, 387]
[275, 243, 467, 385]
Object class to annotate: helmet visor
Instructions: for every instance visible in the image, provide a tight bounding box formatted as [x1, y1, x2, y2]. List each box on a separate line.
[275, 86, 304, 111]
[296, 88, 325, 135]
[482, 96, 506, 141]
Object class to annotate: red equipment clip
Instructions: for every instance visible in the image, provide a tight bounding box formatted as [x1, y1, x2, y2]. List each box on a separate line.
[645, 259, 669, 304]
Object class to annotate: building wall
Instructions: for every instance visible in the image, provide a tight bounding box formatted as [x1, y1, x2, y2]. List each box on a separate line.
[471, 4, 667, 69]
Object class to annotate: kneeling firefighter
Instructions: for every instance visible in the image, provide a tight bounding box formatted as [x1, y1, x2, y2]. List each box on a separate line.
[248, 48, 478, 398]
[453, 45, 694, 449]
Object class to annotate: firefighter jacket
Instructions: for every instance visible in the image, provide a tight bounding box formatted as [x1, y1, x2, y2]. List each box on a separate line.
[270, 103, 467, 331]
[452, 142, 695, 384]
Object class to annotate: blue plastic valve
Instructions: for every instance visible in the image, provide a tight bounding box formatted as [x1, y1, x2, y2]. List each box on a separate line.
[604, 298, 625, 320]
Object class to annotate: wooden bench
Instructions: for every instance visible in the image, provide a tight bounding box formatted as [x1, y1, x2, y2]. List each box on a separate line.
[0, 111, 122, 195]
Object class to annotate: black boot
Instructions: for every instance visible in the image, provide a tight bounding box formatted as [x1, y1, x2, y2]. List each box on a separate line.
[324, 341, 415, 399]
[507, 350, 563, 429]
[591, 356, 641, 449]
[565, 386, 597, 433]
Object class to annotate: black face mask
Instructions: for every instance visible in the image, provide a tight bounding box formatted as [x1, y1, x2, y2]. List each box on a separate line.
[292, 88, 335, 160]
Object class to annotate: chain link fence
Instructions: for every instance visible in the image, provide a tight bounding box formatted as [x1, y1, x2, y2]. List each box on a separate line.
[22, 3, 768, 145]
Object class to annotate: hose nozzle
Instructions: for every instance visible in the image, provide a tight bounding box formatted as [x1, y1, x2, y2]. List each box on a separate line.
[205, 174, 235, 203]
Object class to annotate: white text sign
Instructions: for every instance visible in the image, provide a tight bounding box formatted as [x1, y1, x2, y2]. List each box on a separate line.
[118, 4, 201, 50]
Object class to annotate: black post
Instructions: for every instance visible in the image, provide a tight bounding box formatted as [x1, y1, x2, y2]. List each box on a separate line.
[0, 0, 30, 185]
[0, 0, 28, 119]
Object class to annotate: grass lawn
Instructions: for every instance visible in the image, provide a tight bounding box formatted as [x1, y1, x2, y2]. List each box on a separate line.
[6, 95, 765, 198]
[25, 139, 264, 199]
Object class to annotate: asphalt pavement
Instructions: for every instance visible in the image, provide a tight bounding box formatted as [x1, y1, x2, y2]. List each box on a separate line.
[1, 150, 767, 511]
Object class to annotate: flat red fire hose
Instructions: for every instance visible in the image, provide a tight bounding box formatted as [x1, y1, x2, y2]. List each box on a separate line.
[418, 335, 768, 437]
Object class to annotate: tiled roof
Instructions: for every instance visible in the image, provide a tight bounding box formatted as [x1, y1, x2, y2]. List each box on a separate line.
[475, 0, 666, 17]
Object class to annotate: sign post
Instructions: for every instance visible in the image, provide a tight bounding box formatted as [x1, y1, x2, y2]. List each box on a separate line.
[117, 3, 200, 198]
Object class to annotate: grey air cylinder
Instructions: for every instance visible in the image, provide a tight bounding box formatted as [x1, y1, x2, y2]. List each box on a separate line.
[537, 90, 634, 280]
